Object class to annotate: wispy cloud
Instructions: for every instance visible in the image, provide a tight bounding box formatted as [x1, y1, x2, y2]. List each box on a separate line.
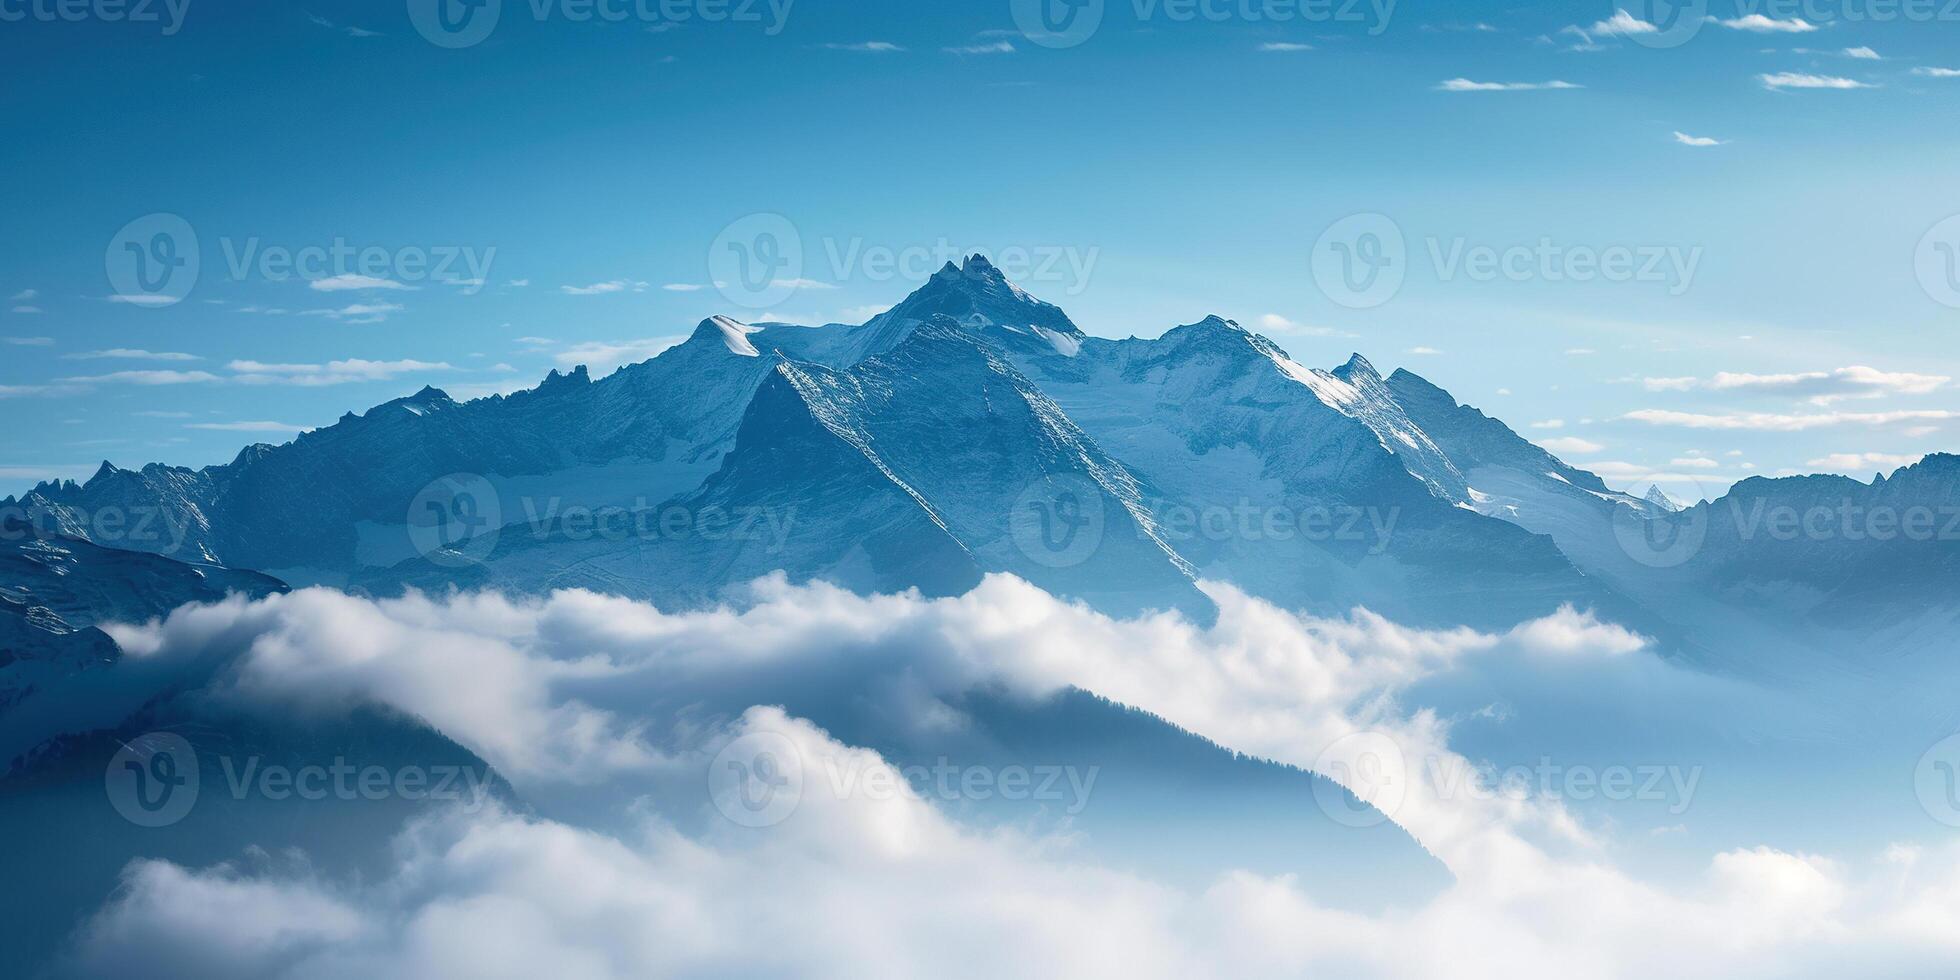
[1642, 366, 1946, 404]
[946, 41, 1015, 54]
[1553, 12, 1658, 51]
[1714, 14, 1819, 32]
[1843, 46, 1881, 60]
[1540, 436, 1604, 454]
[1759, 71, 1872, 89]
[1642, 377, 1699, 391]
[1257, 42, 1313, 52]
[1256, 313, 1352, 338]
[1912, 67, 1960, 78]
[1437, 78, 1581, 92]
[1807, 451, 1924, 470]
[58, 369, 221, 385]
[1622, 408, 1957, 431]
[300, 302, 405, 323]
[228, 358, 456, 386]
[839, 304, 893, 321]
[823, 41, 904, 53]
[1593, 10, 1657, 35]
[309, 273, 412, 292]
[0, 383, 86, 398]
[307, 13, 380, 38]
[62, 349, 202, 362]
[1581, 9, 1657, 40]
[561, 280, 650, 296]
[3, 336, 54, 346]
[1674, 131, 1725, 146]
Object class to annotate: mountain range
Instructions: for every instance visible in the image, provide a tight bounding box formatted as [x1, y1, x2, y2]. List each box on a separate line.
[5, 254, 1957, 671]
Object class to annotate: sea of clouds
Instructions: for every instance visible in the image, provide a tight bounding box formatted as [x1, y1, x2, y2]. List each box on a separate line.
[26, 575, 1960, 978]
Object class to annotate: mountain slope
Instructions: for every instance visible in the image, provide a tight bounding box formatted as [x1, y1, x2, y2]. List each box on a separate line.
[5, 317, 832, 581]
[999, 314, 1645, 629]
[776, 318, 1203, 616]
[362, 319, 1205, 616]
[0, 515, 286, 710]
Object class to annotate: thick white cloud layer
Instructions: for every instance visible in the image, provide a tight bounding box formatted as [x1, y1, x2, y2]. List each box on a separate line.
[62, 578, 1960, 978]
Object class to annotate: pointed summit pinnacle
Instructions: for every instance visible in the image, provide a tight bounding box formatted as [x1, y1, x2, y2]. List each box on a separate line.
[1339, 353, 1380, 379]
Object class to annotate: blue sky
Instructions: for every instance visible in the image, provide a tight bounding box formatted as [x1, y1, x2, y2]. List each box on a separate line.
[4, 0, 1959, 498]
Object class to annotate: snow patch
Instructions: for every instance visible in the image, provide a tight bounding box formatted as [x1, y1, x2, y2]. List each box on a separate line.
[709, 315, 762, 357]
[1032, 325, 1082, 357]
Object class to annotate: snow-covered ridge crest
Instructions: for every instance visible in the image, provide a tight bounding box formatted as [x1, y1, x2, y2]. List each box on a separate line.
[703, 315, 762, 357]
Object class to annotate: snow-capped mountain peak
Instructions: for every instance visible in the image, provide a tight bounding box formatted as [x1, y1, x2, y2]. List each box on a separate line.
[1642, 485, 1681, 513]
[694, 315, 763, 357]
[840, 253, 1087, 363]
